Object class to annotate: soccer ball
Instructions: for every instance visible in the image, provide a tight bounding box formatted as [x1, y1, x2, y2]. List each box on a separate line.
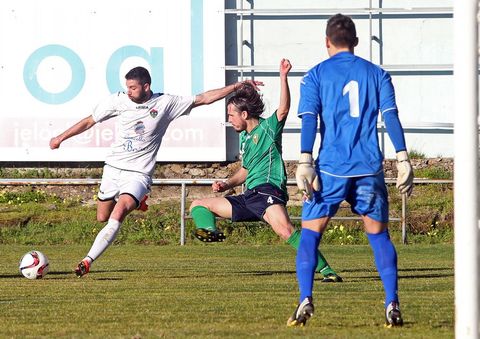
[19, 250, 50, 280]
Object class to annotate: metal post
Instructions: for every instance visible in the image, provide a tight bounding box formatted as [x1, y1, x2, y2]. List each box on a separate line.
[454, 0, 479, 336]
[239, 0, 244, 81]
[180, 182, 186, 245]
[401, 194, 407, 244]
[368, 0, 373, 61]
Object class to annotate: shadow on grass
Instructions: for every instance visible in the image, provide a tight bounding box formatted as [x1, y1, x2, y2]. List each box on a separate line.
[339, 267, 452, 273]
[236, 270, 295, 276]
[0, 274, 22, 279]
[0, 268, 136, 279]
[231, 266, 453, 282]
[399, 267, 452, 272]
[399, 272, 453, 279]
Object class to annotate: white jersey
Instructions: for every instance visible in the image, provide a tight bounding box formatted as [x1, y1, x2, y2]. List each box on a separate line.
[92, 92, 195, 176]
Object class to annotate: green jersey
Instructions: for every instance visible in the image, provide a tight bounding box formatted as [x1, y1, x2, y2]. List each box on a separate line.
[239, 111, 287, 193]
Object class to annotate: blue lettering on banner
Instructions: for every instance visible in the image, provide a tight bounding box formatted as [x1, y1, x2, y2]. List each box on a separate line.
[23, 44, 85, 105]
[106, 46, 164, 93]
[191, 0, 204, 94]
[22, 1, 204, 104]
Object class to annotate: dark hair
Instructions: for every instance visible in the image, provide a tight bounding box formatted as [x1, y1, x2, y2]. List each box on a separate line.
[125, 66, 152, 86]
[326, 14, 358, 49]
[227, 83, 264, 119]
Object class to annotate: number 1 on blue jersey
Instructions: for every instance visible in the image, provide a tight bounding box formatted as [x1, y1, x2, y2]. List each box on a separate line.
[342, 80, 360, 118]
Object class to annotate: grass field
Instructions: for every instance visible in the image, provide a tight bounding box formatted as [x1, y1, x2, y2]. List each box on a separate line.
[0, 243, 453, 338]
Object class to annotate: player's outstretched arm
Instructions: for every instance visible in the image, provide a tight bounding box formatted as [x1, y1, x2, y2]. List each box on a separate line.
[193, 80, 264, 108]
[49, 115, 97, 149]
[212, 167, 248, 193]
[276, 58, 292, 122]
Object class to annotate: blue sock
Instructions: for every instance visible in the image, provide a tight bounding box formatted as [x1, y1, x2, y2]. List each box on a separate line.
[296, 228, 322, 302]
[367, 230, 399, 307]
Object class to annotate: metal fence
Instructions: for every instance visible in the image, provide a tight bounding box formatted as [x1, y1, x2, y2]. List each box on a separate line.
[0, 177, 453, 245]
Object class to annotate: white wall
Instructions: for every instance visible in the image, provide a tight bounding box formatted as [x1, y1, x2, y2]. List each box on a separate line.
[225, 0, 454, 160]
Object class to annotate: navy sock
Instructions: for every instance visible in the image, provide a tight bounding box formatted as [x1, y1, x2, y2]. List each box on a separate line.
[296, 228, 322, 302]
[367, 230, 399, 307]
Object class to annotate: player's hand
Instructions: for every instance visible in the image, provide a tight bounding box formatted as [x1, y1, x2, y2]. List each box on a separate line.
[295, 153, 320, 200]
[396, 150, 414, 196]
[212, 180, 229, 193]
[280, 58, 292, 77]
[49, 136, 62, 150]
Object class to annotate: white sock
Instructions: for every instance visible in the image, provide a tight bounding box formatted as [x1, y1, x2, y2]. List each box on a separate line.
[86, 219, 122, 262]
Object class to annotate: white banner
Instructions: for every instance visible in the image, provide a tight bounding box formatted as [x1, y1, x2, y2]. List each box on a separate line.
[0, 0, 226, 161]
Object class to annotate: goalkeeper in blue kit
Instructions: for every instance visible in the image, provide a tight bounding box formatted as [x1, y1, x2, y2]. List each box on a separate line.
[287, 14, 413, 327]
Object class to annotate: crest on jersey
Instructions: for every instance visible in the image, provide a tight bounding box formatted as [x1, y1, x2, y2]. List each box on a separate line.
[252, 134, 259, 144]
[134, 121, 145, 135]
[149, 109, 158, 118]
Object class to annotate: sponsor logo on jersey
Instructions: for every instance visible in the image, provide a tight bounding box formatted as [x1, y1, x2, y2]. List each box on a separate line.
[149, 109, 158, 118]
[134, 121, 145, 135]
[136, 105, 149, 109]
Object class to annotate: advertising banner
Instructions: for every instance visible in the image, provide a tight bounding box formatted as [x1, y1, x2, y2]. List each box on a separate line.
[0, 0, 226, 161]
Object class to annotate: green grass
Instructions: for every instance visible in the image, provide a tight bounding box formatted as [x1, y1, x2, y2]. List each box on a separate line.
[408, 149, 426, 159]
[0, 167, 103, 179]
[0, 180, 455, 337]
[414, 167, 452, 180]
[0, 182, 454, 246]
[0, 244, 453, 338]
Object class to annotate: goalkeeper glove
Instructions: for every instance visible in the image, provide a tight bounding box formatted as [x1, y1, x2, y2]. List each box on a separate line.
[295, 153, 320, 200]
[396, 150, 414, 196]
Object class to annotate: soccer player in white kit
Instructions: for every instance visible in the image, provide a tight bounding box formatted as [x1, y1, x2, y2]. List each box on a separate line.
[50, 66, 261, 277]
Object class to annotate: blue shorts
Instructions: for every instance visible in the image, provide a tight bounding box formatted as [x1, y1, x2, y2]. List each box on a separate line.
[302, 171, 389, 223]
[226, 183, 287, 222]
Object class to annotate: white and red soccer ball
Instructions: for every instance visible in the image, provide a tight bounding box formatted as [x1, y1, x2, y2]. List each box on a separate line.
[19, 250, 50, 279]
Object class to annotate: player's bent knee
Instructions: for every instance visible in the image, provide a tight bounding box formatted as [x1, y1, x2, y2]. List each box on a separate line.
[270, 223, 293, 241]
[279, 230, 293, 241]
[189, 199, 206, 211]
[97, 215, 109, 223]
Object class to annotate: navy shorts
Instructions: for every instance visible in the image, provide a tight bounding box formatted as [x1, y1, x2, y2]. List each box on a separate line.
[226, 183, 287, 222]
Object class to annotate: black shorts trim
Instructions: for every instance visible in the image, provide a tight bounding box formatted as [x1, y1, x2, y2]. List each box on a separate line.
[97, 196, 115, 202]
[119, 193, 140, 207]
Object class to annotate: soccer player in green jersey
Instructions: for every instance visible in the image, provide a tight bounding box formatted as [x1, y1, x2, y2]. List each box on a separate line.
[189, 59, 341, 282]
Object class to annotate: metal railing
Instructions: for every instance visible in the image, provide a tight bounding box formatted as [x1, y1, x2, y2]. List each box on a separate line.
[223, 7, 453, 16]
[177, 178, 406, 245]
[0, 177, 453, 245]
[223, 64, 454, 74]
[224, 4, 455, 155]
[225, 5, 453, 76]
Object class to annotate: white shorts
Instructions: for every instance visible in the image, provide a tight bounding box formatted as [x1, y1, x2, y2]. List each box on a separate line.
[98, 164, 152, 206]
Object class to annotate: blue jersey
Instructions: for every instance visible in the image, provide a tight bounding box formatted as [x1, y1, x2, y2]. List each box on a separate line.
[298, 51, 403, 177]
